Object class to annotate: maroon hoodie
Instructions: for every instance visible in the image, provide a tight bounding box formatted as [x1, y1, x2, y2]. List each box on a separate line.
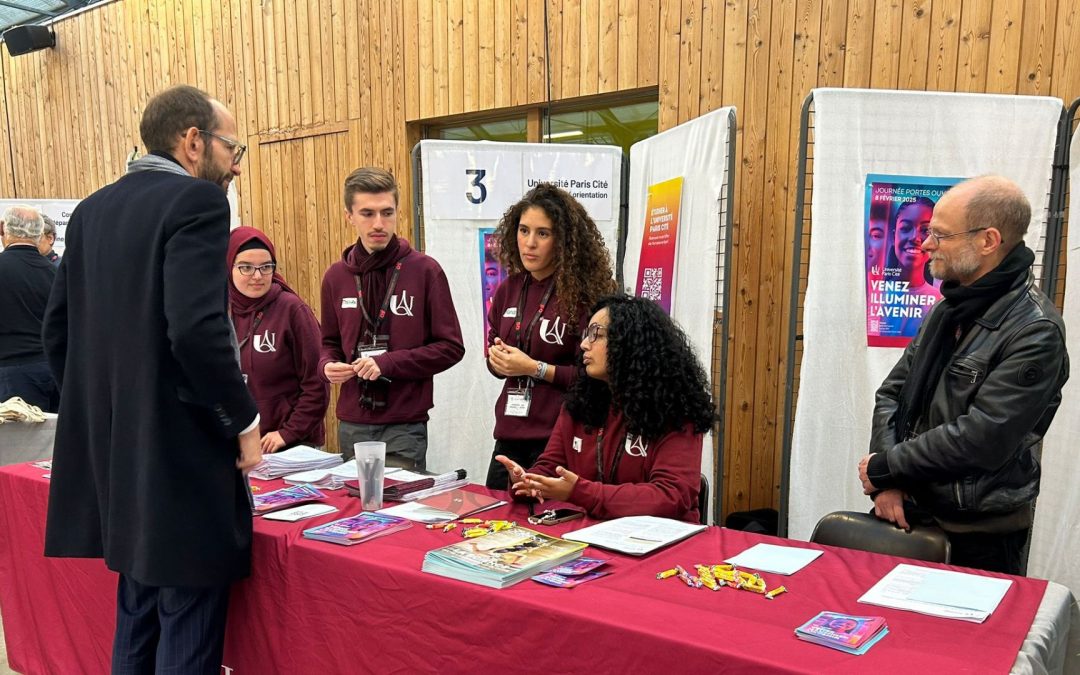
[229, 227, 329, 446]
[527, 406, 702, 523]
[487, 272, 588, 441]
[319, 236, 465, 424]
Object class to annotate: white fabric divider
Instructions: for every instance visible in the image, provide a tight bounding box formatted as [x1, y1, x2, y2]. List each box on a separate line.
[420, 140, 623, 481]
[1028, 128, 1080, 598]
[622, 107, 734, 522]
[788, 89, 1061, 541]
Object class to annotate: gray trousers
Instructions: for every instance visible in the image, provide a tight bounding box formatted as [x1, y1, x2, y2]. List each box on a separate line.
[339, 421, 428, 472]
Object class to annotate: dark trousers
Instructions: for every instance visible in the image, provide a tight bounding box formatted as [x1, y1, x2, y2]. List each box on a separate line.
[485, 438, 549, 489]
[112, 574, 231, 675]
[338, 421, 428, 471]
[0, 360, 59, 412]
[948, 528, 1030, 575]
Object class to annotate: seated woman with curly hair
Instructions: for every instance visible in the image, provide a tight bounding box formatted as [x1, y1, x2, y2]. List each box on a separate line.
[496, 294, 714, 523]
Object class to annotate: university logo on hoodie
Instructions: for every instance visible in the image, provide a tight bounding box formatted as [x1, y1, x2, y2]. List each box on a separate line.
[390, 290, 415, 317]
[254, 331, 277, 353]
[539, 316, 566, 345]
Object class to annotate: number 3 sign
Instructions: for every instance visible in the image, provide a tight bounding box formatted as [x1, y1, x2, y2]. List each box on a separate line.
[424, 146, 524, 220]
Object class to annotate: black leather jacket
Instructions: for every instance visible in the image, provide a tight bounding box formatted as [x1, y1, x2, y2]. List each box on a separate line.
[868, 271, 1068, 526]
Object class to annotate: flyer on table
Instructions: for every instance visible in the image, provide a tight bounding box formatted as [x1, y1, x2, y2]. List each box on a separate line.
[864, 174, 961, 347]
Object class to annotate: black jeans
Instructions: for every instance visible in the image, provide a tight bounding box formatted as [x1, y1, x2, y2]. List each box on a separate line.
[948, 528, 1030, 575]
[485, 438, 549, 489]
[0, 360, 59, 412]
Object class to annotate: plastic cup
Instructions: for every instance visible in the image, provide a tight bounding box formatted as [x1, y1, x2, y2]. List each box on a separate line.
[354, 441, 386, 511]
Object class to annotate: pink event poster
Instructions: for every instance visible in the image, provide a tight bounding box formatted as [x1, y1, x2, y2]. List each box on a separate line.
[635, 176, 684, 314]
[479, 228, 508, 354]
[865, 174, 961, 348]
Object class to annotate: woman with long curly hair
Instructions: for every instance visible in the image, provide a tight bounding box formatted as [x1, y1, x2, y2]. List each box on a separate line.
[496, 295, 714, 523]
[483, 184, 616, 488]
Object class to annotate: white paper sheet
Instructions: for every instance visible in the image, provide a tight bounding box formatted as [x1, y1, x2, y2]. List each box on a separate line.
[857, 563, 1012, 623]
[563, 516, 706, 555]
[723, 543, 824, 575]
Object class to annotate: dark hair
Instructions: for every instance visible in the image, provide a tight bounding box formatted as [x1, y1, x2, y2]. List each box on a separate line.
[885, 196, 936, 272]
[493, 183, 615, 324]
[565, 295, 715, 440]
[344, 167, 399, 209]
[139, 85, 217, 154]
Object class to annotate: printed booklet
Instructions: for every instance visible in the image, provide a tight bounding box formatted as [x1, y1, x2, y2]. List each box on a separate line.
[251, 484, 327, 515]
[794, 611, 888, 655]
[302, 512, 412, 545]
[423, 526, 586, 589]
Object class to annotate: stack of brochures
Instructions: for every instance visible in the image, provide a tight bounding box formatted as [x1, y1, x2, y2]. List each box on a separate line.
[422, 526, 587, 588]
[251, 484, 327, 515]
[795, 611, 888, 655]
[382, 469, 468, 500]
[283, 461, 358, 490]
[301, 512, 411, 545]
[377, 488, 505, 523]
[249, 445, 342, 480]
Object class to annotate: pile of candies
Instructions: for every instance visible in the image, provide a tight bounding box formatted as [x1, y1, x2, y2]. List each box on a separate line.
[425, 518, 516, 538]
[656, 564, 787, 599]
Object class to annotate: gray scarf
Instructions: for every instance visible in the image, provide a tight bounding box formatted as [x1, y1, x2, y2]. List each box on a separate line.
[125, 152, 242, 365]
[125, 153, 191, 177]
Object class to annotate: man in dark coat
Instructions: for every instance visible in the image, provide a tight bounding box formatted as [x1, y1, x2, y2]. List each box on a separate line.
[42, 85, 261, 674]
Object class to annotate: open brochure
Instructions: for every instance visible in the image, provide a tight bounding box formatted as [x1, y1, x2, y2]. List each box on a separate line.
[377, 489, 505, 523]
[858, 563, 1013, 623]
[563, 516, 706, 555]
[423, 526, 586, 588]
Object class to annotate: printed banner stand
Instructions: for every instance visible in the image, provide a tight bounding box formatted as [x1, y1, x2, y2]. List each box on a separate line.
[413, 140, 624, 482]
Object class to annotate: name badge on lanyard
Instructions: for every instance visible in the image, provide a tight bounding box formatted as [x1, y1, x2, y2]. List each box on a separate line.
[504, 386, 532, 417]
[359, 335, 389, 360]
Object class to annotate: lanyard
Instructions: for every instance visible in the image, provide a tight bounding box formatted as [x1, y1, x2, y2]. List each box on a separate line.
[236, 311, 264, 351]
[354, 262, 402, 341]
[512, 276, 555, 354]
[593, 427, 625, 485]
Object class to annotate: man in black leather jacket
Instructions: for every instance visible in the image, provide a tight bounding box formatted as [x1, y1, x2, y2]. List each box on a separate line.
[858, 175, 1068, 574]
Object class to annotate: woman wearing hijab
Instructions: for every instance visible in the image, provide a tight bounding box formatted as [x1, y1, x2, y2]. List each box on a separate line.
[228, 227, 328, 452]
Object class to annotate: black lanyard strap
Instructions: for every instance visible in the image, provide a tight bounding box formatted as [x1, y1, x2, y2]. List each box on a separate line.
[354, 261, 402, 344]
[513, 277, 555, 354]
[593, 427, 625, 485]
[236, 310, 264, 351]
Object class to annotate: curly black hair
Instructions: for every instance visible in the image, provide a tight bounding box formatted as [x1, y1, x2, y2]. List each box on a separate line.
[565, 295, 715, 440]
[493, 183, 616, 325]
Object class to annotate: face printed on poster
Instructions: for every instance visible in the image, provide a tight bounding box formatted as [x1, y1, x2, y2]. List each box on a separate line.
[864, 174, 961, 347]
[480, 228, 508, 353]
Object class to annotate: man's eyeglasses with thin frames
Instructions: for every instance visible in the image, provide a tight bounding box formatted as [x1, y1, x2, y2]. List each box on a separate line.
[198, 129, 247, 165]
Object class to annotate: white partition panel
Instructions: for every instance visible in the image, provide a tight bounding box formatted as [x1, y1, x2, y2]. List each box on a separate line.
[623, 107, 735, 522]
[788, 89, 1062, 540]
[419, 140, 622, 481]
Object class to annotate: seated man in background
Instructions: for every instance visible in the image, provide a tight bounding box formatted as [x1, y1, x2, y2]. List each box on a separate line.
[859, 175, 1069, 575]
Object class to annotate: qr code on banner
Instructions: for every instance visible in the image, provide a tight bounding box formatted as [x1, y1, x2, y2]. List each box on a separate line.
[640, 267, 663, 301]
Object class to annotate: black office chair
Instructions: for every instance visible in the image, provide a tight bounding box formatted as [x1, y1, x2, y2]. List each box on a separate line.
[698, 474, 709, 525]
[810, 510, 951, 564]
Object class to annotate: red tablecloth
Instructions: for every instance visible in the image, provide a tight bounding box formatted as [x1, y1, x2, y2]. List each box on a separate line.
[0, 463, 1047, 674]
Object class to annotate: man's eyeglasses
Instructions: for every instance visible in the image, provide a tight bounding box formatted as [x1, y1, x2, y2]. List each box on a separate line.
[198, 129, 247, 165]
[581, 323, 607, 343]
[925, 226, 988, 245]
[234, 263, 276, 277]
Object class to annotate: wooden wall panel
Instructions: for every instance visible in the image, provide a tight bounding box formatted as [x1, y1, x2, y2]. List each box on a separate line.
[1, 0, 1079, 514]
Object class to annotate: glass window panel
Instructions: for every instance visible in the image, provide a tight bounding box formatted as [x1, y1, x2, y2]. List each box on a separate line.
[432, 118, 528, 143]
[545, 100, 658, 155]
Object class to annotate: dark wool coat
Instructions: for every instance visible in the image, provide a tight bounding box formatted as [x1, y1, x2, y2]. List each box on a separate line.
[42, 168, 258, 587]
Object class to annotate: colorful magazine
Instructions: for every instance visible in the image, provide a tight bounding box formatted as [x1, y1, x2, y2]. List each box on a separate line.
[795, 611, 888, 655]
[422, 526, 587, 589]
[251, 484, 327, 515]
[301, 512, 411, 545]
